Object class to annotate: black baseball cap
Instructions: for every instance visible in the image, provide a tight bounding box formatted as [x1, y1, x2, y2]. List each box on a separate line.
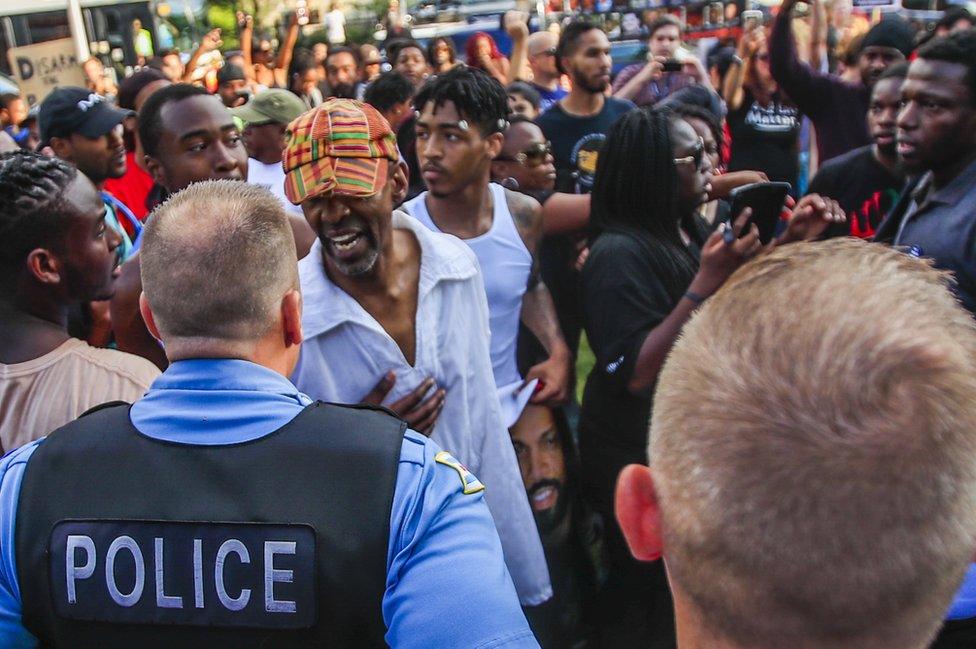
[38, 86, 133, 146]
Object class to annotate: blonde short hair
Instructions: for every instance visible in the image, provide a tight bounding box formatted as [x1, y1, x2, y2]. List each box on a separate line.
[652, 239, 976, 649]
[140, 180, 298, 342]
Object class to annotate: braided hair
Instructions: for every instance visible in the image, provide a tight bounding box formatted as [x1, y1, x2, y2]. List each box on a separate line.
[591, 107, 683, 243]
[0, 150, 78, 274]
[413, 65, 509, 135]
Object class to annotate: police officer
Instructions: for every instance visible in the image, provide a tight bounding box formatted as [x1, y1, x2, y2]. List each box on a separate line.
[0, 180, 540, 648]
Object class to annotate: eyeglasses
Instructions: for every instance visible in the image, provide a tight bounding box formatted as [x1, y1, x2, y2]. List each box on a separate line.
[496, 141, 552, 167]
[673, 137, 706, 171]
[531, 47, 557, 58]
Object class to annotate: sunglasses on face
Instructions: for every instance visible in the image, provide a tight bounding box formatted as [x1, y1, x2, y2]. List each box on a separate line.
[532, 47, 557, 58]
[673, 137, 706, 171]
[497, 141, 552, 166]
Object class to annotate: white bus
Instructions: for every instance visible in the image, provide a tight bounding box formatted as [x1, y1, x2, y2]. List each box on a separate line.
[0, 0, 154, 78]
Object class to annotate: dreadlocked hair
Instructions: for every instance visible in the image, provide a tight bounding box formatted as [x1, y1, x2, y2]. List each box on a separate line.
[413, 65, 509, 135]
[0, 150, 78, 274]
[591, 106, 683, 243]
[670, 102, 723, 150]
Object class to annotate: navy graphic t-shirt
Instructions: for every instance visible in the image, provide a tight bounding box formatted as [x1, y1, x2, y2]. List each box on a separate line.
[537, 97, 635, 195]
[727, 90, 801, 186]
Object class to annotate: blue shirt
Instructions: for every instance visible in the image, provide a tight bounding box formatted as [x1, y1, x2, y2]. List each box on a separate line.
[101, 192, 143, 261]
[532, 83, 567, 114]
[0, 359, 538, 648]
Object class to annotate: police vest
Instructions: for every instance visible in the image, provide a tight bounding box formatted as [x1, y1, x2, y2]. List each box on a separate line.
[15, 401, 406, 648]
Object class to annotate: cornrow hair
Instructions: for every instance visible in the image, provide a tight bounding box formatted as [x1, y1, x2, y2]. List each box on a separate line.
[413, 65, 509, 135]
[139, 83, 210, 158]
[0, 150, 78, 273]
[670, 102, 723, 149]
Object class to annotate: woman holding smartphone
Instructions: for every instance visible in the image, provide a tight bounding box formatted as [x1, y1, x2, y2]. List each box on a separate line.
[578, 106, 842, 646]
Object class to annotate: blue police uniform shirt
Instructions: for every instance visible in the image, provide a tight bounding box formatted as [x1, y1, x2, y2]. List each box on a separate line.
[0, 359, 539, 648]
[949, 565, 976, 620]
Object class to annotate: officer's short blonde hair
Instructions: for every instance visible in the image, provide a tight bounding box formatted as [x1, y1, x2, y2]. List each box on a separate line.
[652, 238, 976, 649]
[140, 180, 298, 342]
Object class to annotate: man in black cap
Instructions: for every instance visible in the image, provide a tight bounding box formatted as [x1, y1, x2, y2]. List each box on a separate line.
[770, 5, 914, 163]
[39, 87, 142, 261]
[216, 63, 250, 108]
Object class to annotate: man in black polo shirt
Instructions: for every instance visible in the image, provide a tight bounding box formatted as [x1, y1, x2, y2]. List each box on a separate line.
[876, 31, 976, 318]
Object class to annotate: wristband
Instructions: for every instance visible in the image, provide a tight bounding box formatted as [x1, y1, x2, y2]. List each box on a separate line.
[684, 290, 707, 305]
[730, 54, 744, 66]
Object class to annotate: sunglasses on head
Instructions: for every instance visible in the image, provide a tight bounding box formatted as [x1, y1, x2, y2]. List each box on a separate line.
[496, 141, 552, 167]
[673, 137, 706, 171]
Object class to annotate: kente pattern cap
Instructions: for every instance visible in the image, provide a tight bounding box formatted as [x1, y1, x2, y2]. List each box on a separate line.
[282, 98, 398, 204]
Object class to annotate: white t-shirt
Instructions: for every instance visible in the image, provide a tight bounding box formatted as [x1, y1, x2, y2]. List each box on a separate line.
[246, 158, 303, 215]
[325, 9, 346, 44]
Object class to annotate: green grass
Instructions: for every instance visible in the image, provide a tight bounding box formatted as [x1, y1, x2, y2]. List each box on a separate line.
[575, 333, 595, 404]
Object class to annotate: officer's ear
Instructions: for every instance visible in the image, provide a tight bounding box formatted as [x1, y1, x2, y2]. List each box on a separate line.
[281, 288, 303, 349]
[615, 464, 664, 562]
[139, 292, 163, 343]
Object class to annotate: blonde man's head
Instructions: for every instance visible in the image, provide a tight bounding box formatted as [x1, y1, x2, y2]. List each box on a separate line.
[645, 239, 976, 649]
[140, 180, 298, 346]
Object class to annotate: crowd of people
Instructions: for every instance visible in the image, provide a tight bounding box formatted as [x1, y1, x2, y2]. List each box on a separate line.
[1, 2, 976, 647]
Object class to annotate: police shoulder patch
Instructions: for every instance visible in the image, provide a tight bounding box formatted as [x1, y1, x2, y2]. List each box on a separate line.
[434, 451, 485, 495]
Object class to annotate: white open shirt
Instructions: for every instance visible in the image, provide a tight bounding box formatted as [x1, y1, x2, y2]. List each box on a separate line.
[292, 211, 552, 606]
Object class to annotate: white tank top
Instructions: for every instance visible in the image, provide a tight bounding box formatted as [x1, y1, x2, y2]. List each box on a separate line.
[405, 183, 533, 391]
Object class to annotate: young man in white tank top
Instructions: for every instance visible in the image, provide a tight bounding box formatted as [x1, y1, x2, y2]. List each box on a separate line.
[405, 66, 572, 426]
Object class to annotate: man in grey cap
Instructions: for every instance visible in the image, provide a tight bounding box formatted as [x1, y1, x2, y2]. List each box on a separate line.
[39, 87, 141, 261]
[232, 88, 308, 217]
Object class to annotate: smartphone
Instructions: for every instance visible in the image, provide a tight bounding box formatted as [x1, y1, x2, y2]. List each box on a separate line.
[741, 9, 762, 29]
[729, 182, 791, 245]
[663, 59, 682, 72]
